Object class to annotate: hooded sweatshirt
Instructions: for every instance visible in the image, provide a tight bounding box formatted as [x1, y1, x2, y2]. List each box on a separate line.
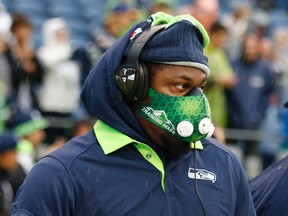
[37, 17, 80, 114]
[11, 13, 256, 216]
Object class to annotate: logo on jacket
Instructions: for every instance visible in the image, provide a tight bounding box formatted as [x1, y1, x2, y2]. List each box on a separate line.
[188, 168, 216, 183]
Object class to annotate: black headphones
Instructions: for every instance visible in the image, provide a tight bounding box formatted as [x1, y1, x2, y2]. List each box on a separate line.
[115, 24, 166, 101]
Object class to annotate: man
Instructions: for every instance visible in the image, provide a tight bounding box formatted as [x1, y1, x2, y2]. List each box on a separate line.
[5, 111, 49, 173]
[9, 13, 44, 113]
[250, 101, 288, 216]
[203, 21, 236, 144]
[226, 33, 275, 179]
[11, 12, 256, 216]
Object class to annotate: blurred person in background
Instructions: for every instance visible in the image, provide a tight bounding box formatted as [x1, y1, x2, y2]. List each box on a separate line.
[256, 36, 284, 169]
[0, 81, 11, 133]
[271, 27, 288, 158]
[0, 133, 26, 216]
[147, 0, 175, 15]
[93, 2, 142, 54]
[248, 9, 270, 40]
[9, 13, 44, 113]
[203, 21, 236, 144]
[71, 118, 94, 138]
[226, 33, 276, 179]
[221, 2, 252, 60]
[0, 35, 13, 100]
[36, 17, 83, 143]
[5, 110, 49, 174]
[269, 27, 288, 108]
[176, 0, 220, 34]
[0, 81, 7, 133]
[0, 31, 13, 132]
[250, 101, 288, 216]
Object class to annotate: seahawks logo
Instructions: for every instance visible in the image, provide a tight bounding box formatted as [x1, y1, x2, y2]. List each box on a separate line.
[188, 168, 216, 183]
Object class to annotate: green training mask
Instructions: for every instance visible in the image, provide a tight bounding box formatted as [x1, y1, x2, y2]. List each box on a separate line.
[135, 87, 215, 143]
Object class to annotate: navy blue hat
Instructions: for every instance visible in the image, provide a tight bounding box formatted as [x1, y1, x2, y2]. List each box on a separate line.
[124, 12, 210, 76]
[5, 111, 49, 137]
[0, 133, 18, 153]
[113, 3, 129, 12]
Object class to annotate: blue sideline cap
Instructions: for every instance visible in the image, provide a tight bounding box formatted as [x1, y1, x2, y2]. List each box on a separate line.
[5, 111, 49, 137]
[0, 133, 18, 153]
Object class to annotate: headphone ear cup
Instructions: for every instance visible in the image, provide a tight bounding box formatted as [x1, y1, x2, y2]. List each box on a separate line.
[115, 63, 149, 101]
[115, 25, 166, 101]
[115, 66, 137, 100]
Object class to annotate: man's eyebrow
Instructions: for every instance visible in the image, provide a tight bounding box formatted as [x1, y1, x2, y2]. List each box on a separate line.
[177, 74, 207, 85]
[177, 75, 193, 81]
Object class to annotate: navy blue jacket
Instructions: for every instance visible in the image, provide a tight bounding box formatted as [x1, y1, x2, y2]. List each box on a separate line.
[11, 19, 255, 216]
[250, 155, 288, 216]
[12, 125, 255, 216]
[226, 58, 275, 130]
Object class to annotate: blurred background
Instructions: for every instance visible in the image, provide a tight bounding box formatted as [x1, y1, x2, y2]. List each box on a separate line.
[0, 1, 288, 212]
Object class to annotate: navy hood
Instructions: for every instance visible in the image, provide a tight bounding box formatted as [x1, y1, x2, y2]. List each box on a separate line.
[80, 20, 151, 144]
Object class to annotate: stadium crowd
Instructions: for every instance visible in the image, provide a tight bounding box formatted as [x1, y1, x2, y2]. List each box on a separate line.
[0, 0, 288, 214]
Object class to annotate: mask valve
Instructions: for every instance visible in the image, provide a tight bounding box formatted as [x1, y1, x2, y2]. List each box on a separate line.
[177, 121, 194, 137]
[198, 118, 215, 138]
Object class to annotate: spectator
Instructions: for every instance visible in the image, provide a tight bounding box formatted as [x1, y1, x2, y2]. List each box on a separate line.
[177, 0, 220, 33]
[0, 133, 26, 216]
[256, 35, 283, 169]
[71, 119, 94, 138]
[0, 35, 13, 100]
[148, 1, 175, 15]
[9, 13, 44, 113]
[270, 27, 288, 105]
[203, 21, 236, 143]
[94, 2, 142, 54]
[36, 17, 82, 143]
[221, 2, 252, 60]
[226, 33, 276, 178]
[0, 81, 10, 133]
[268, 27, 288, 162]
[247, 9, 270, 39]
[5, 110, 49, 173]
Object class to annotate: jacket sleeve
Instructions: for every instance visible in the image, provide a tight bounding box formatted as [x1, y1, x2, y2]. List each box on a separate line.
[11, 157, 75, 216]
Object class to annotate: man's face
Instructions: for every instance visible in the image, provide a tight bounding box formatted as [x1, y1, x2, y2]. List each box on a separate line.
[211, 30, 228, 49]
[243, 34, 260, 62]
[135, 64, 207, 154]
[13, 25, 32, 43]
[0, 149, 18, 171]
[25, 130, 46, 148]
[150, 64, 207, 96]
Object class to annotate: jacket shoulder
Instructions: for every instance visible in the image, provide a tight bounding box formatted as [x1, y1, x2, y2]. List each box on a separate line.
[46, 130, 100, 170]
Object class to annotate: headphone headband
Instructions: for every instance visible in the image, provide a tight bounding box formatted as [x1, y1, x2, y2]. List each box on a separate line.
[125, 24, 167, 67]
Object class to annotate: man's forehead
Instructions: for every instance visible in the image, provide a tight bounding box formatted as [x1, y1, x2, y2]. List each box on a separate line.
[155, 64, 207, 82]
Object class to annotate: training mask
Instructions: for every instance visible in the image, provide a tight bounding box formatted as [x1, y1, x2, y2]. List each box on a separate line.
[135, 87, 215, 143]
